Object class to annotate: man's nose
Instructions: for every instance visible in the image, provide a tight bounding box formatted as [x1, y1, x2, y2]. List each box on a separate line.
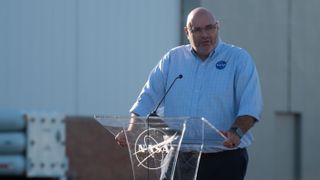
[199, 29, 210, 37]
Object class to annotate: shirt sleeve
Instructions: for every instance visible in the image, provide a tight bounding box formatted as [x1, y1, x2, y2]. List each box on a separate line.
[129, 53, 170, 116]
[235, 50, 263, 121]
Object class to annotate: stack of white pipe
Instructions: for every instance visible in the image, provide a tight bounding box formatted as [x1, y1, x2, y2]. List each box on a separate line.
[0, 110, 26, 176]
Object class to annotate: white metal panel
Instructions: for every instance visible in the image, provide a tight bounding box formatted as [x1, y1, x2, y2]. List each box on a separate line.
[0, 0, 181, 115]
[291, 1, 320, 179]
[25, 112, 67, 177]
[77, 0, 181, 115]
[274, 113, 297, 180]
[0, 1, 77, 113]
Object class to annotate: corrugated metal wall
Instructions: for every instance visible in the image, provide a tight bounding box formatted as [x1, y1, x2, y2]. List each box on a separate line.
[0, 0, 181, 115]
[202, 0, 320, 180]
[0, 1, 77, 113]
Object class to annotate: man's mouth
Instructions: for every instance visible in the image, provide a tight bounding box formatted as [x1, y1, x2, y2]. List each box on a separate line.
[201, 40, 210, 45]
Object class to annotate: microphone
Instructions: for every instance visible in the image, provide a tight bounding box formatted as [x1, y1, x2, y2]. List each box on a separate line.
[147, 74, 183, 118]
[144, 74, 183, 180]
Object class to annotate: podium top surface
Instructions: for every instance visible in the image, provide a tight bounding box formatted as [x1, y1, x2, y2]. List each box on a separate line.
[94, 115, 227, 141]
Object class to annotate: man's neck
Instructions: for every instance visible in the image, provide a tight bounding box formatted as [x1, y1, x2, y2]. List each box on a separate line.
[199, 54, 209, 61]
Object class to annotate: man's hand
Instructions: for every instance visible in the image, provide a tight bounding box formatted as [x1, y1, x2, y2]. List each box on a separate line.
[115, 112, 143, 147]
[222, 130, 241, 148]
[222, 115, 257, 148]
[115, 130, 128, 147]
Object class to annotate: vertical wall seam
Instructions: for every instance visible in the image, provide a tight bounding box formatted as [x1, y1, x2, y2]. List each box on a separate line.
[74, 0, 79, 114]
[287, 0, 292, 112]
[180, 0, 185, 45]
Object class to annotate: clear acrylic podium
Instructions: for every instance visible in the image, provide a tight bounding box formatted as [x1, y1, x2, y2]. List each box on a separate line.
[94, 116, 226, 180]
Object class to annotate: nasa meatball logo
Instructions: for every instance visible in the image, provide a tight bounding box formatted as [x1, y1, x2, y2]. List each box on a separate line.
[216, 60, 227, 70]
[134, 128, 177, 170]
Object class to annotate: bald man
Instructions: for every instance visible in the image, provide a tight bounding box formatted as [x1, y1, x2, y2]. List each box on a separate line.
[120, 7, 263, 180]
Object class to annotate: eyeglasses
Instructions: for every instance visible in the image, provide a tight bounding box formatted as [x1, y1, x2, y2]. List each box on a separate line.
[188, 22, 218, 35]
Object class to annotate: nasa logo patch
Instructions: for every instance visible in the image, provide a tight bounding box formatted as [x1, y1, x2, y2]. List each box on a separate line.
[216, 60, 227, 70]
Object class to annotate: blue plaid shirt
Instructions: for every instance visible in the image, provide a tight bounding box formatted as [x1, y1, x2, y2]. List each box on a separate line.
[130, 39, 263, 151]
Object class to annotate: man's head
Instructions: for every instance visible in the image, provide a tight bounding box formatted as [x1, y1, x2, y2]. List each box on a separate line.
[184, 7, 219, 60]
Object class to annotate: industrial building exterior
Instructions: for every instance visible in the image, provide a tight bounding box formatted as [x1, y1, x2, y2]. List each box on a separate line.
[1, 0, 319, 179]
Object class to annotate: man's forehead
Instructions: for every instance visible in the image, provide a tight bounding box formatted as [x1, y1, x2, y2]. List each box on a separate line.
[189, 15, 215, 27]
[187, 9, 216, 27]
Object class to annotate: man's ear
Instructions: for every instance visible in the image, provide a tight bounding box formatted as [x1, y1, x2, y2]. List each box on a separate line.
[184, 27, 189, 37]
[216, 21, 220, 30]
